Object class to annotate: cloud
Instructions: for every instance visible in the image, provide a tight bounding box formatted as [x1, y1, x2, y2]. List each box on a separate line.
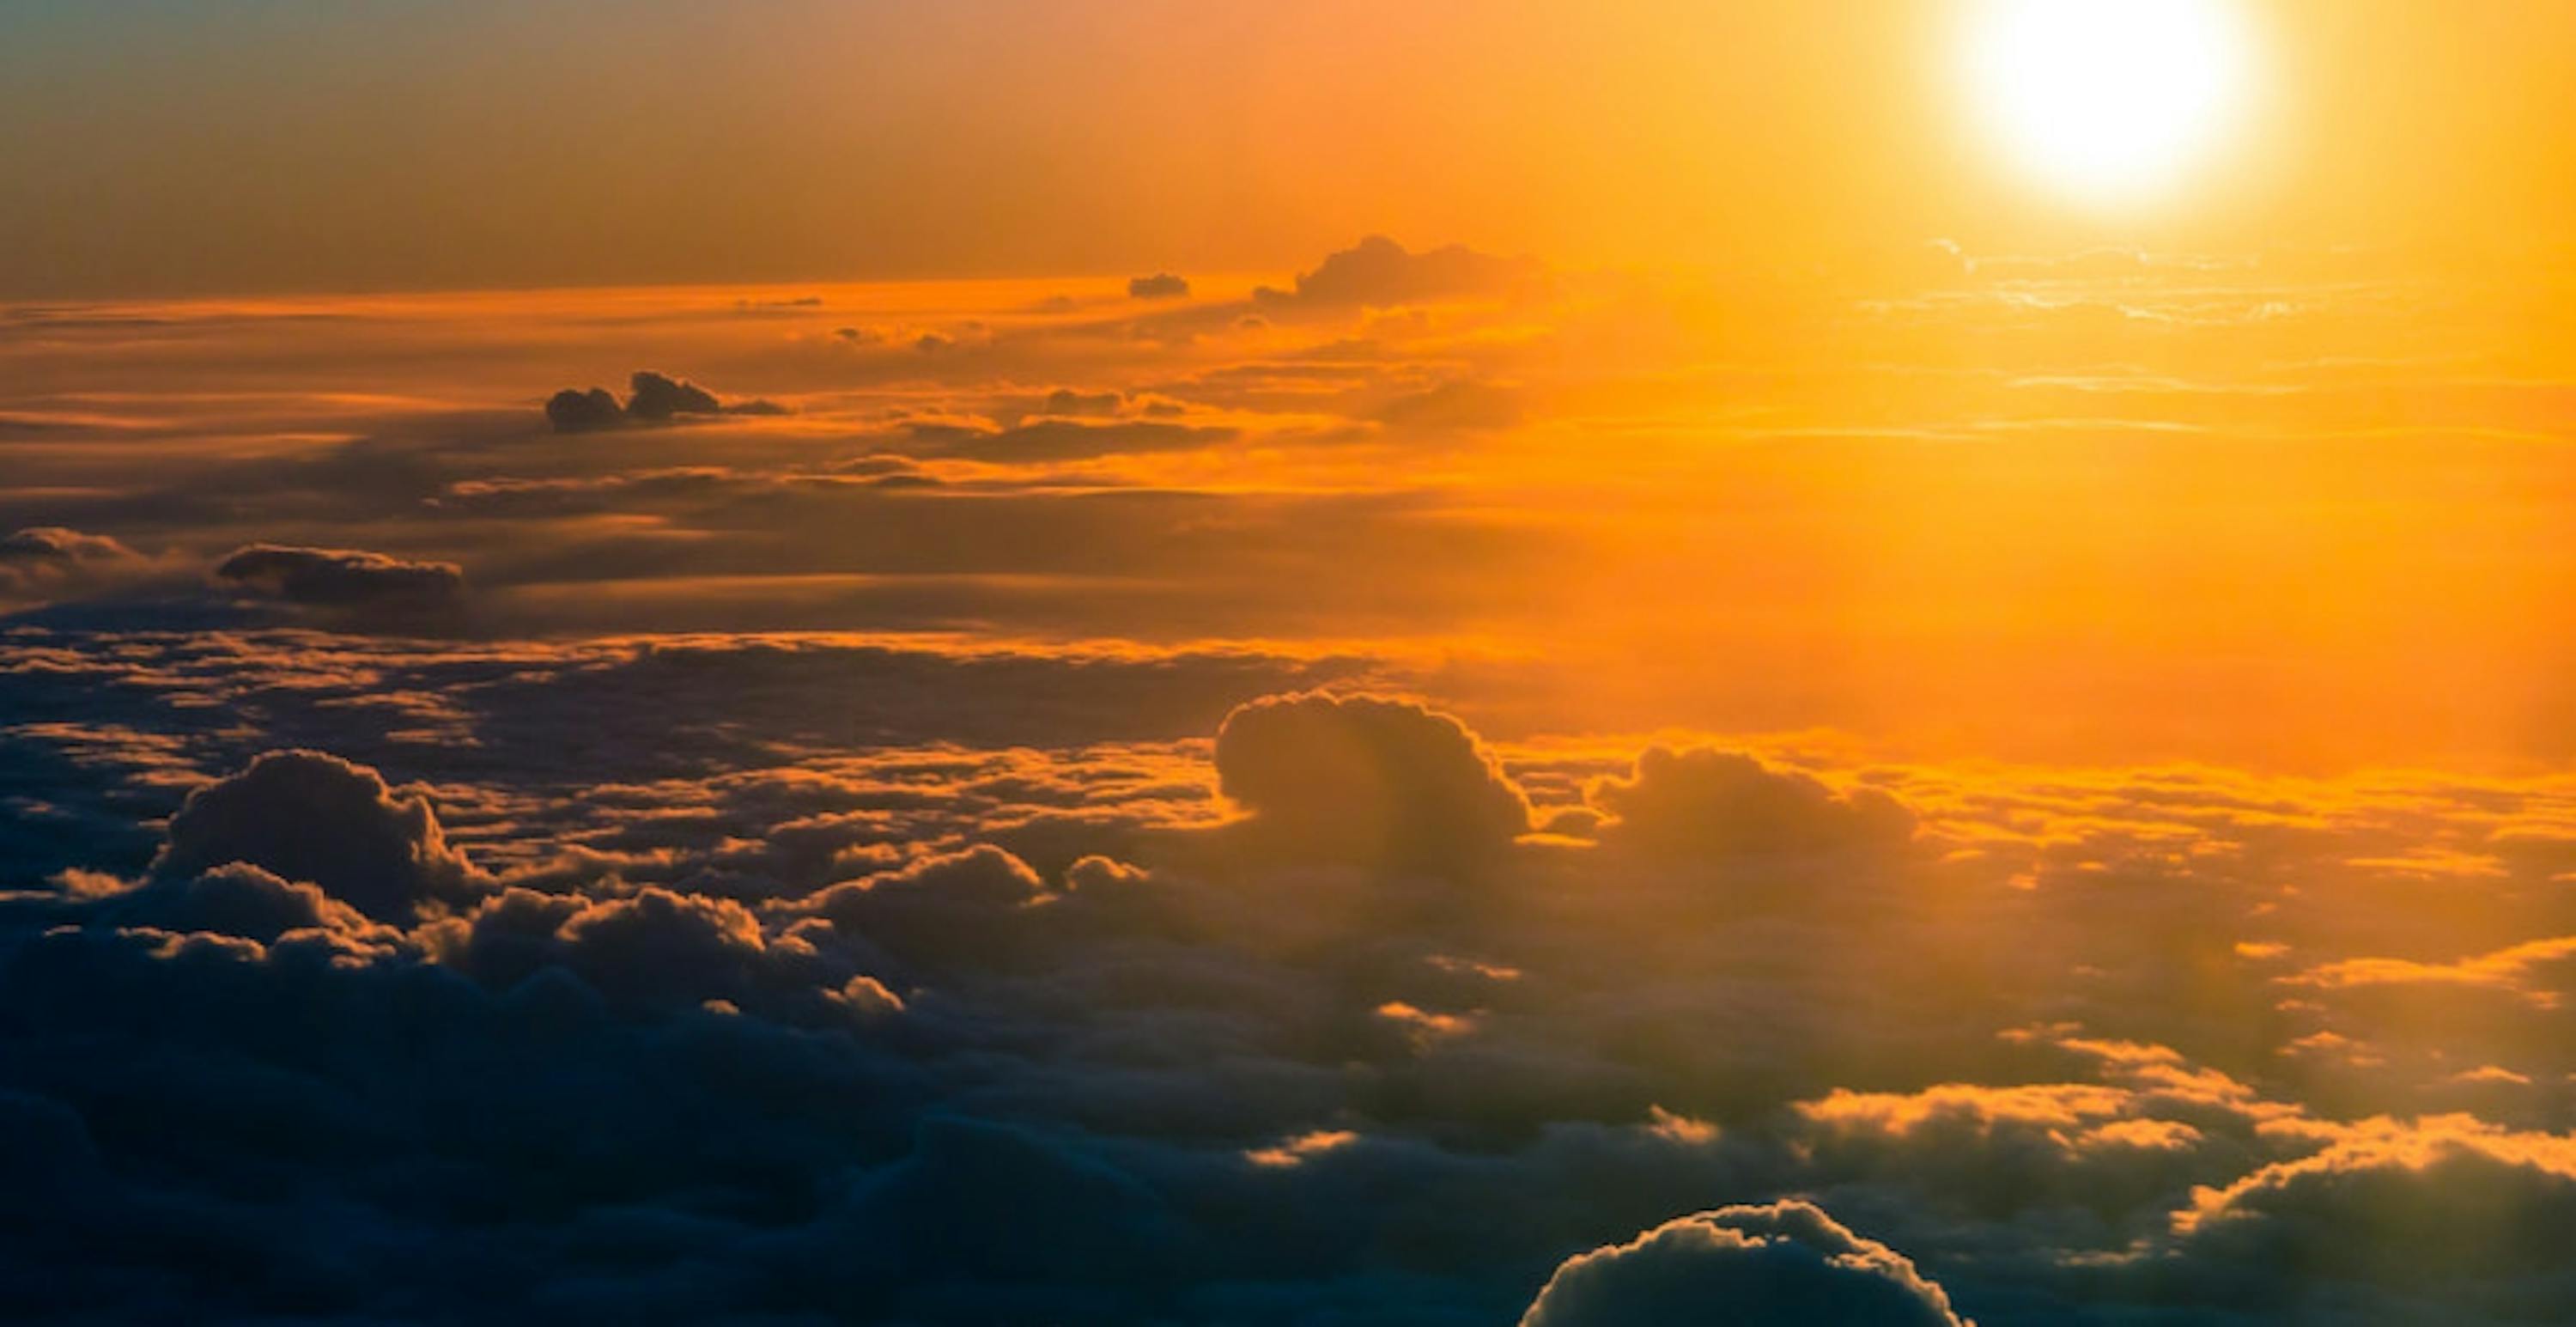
[153, 749, 482, 922]
[1589, 748, 1916, 859]
[212, 543, 465, 612]
[545, 371, 786, 433]
[1042, 387, 1128, 417]
[1518, 1201, 1971, 1327]
[0, 526, 133, 566]
[1255, 235, 1544, 309]
[905, 417, 1237, 461]
[2166, 1114, 2576, 1291]
[544, 386, 628, 434]
[14, 270, 2576, 1323]
[105, 861, 387, 944]
[1212, 691, 1530, 870]
[803, 844, 1058, 976]
[1128, 272, 1191, 300]
[0, 526, 151, 603]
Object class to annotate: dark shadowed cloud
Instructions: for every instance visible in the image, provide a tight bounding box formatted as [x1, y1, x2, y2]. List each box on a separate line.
[154, 749, 483, 922]
[213, 544, 465, 612]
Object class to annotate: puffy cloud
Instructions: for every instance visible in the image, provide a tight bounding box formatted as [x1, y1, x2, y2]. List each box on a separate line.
[1042, 387, 1128, 417]
[2166, 1114, 2576, 1290]
[104, 861, 386, 943]
[1212, 691, 1531, 870]
[1255, 235, 1544, 309]
[1518, 1202, 1971, 1327]
[1128, 272, 1191, 300]
[544, 371, 784, 432]
[2283, 934, 2576, 1004]
[623, 369, 725, 422]
[544, 385, 626, 433]
[212, 543, 464, 612]
[805, 844, 1059, 975]
[1589, 747, 1916, 859]
[153, 750, 481, 922]
[0, 527, 154, 605]
[0, 526, 132, 566]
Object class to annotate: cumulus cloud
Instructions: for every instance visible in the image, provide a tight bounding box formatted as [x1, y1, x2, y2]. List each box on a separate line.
[1212, 691, 1531, 870]
[2166, 1114, 2576, 1291]
[1519, 1202, 1971, 1327]
[153, 749, 481, 922]
[544, 385, 627, 433]
[545, 370, 785, 432]
[1589, 747, 1916, 859]
[0, 526, 150, 603]
[212, 543, 465, 612]
[1128, 272, 1191, 300]
[106, 861, 386, 943]
[0, 526, 133, 566]
[1255, 235, 1544, 309]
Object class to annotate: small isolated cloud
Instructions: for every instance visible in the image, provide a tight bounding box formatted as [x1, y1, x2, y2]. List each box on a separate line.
[545, 371, 786, 433]
[1256, 235, 1544, 310]
[1519, 1201, 1971, 1327]
[0, 527, 147, 600]
[153, 749, 482, 922]
[1128, 272, 1191, 300]
[1213, 691, 1530, 870]
[213, 543, 464, 613]
[0, 527, 133, 566]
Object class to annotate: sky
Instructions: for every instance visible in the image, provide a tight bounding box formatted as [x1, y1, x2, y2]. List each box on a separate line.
[8, 3, 2576, 1324]
[5, 0, 2574, 296]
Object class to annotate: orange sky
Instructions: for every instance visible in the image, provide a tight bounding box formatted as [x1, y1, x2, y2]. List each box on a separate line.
[5, 0, 2574, 296]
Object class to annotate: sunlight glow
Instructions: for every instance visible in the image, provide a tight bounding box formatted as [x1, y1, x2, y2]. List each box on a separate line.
[1962, 0, 2255, 206]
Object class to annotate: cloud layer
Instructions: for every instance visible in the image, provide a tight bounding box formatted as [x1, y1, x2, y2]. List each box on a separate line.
[6, 240, 2576, 1322]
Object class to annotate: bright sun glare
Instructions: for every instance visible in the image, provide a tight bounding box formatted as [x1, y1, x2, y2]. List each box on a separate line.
[1963, 0, 2255, 206]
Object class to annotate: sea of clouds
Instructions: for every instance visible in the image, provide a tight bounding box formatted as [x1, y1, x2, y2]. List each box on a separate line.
[5, 240, 2576, 1324]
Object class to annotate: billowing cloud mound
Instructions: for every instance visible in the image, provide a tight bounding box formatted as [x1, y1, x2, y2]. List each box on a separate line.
[545, 370, 782, 432]
[1127, 272, 1190, 299]
[213, 543, 464, 611]
[0, 526, 146, 600]
[544, 385, 626, 433]
[1590, 747, 1915, 858]
[154, 750, 479, 921]
[108, 861, 382, 943]
[1520, 1202, 1971, 1327]
[623, 369, 725, 422]
[1255, 235, 1543, 308]
[0, 526, 132, 566]
[1214, 691, 1530, 868]
[2168, 1116, 2576, 1294]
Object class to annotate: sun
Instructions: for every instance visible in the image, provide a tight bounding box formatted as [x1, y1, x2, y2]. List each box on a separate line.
[1961, 0, 2256, 206]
